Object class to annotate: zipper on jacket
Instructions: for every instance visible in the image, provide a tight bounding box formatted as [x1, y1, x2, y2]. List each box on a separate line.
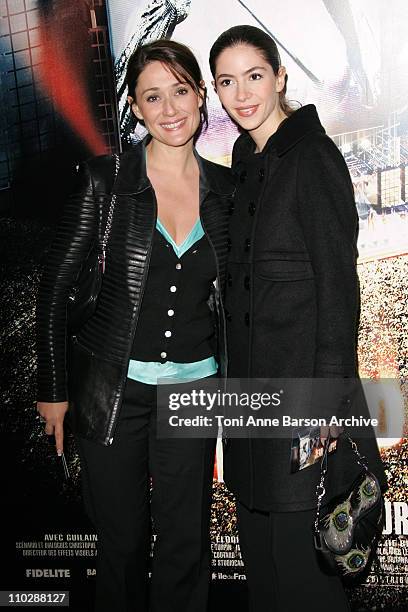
[201, 209, 230, 451]
[200, 199, 229, 381]
[105, 188, 157, 444]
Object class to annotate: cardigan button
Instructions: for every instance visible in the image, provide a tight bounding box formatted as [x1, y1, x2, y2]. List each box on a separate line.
[175, 263, 182, 270]
[248, 202, 256, 215]
[244, 238, 251, 252]
[170, 285, 177, 292]
[244, 312, 250, 326]
[240, 170, 247, 183]
[259, 168, 265, 182]
[244, 276, 250, 290]
[160, 351, 167, 359]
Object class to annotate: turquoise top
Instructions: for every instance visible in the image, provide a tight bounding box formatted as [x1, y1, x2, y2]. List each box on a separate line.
[127, 219, 218, 385]
[156, 217, 203, 257]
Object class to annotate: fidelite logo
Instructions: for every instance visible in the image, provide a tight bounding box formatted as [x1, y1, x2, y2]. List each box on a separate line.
[25, 569, 70, 578]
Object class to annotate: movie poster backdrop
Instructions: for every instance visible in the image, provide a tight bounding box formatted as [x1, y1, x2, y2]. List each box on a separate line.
[1, 1, 407, 610]
[109, 3, 408, 605]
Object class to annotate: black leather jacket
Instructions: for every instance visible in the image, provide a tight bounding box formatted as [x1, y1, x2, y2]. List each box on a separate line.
[37, 140, 234, 445]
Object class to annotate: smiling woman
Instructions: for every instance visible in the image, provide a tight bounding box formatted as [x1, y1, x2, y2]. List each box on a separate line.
[129, 61, 203, 149]
[126, 38, 208, 142]
[36, 38, 233, 612]
[209, 24, 387, 612]
[210, 24, 295, 153]
[212, 46, 287, 152]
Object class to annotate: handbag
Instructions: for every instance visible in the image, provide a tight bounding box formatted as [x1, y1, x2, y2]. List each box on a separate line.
[67, 153, 120, 334]
[313, 433, 384, 586]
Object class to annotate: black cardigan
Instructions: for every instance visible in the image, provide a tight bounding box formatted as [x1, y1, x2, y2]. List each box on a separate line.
[130, 228, 217, 363]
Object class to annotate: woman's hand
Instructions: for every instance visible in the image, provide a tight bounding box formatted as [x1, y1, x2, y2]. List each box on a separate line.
[37, 402, 69, 455]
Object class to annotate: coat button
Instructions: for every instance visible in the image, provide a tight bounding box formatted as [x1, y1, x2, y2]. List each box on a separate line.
[227, 273, 232, 287]
[259, 168, 265, 182]
[244, 238, 251, 252]
[248, 202, 256, 215]
[244, 276, 250, 290]
[225, 309, 232, 322]
[244, 312, 250, 326]
[240, 170, 247, 183]
[227, 237, 232, 251]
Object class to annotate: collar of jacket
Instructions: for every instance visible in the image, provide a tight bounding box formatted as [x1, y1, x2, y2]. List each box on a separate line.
[233, 104, 326, 165]
[114, 134, 234, 198]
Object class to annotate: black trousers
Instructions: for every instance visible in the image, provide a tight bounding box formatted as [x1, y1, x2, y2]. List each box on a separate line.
[237, 501, 351, 612]
[76, 377, 216, 612]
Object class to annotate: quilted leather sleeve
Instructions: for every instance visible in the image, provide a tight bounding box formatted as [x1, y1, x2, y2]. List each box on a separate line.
[36, 162, 97, 402]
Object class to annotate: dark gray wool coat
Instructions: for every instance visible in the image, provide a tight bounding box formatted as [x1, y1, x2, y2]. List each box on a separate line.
[223, 104, 387, 512]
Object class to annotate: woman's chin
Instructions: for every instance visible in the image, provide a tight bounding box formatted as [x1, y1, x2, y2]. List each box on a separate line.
[231, 113, 261, 133]
[153, 128, 196, 148]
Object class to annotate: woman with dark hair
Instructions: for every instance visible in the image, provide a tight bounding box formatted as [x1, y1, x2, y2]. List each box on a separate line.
[209, 25, 386, 611]
[36, 39, 233, 612]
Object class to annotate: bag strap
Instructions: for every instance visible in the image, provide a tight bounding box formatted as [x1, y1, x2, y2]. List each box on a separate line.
[98, 153, 120, 273]
[313, 434, 369, 535]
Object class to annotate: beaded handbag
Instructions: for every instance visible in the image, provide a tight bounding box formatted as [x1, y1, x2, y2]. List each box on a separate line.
[313, 434, 384, 585]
